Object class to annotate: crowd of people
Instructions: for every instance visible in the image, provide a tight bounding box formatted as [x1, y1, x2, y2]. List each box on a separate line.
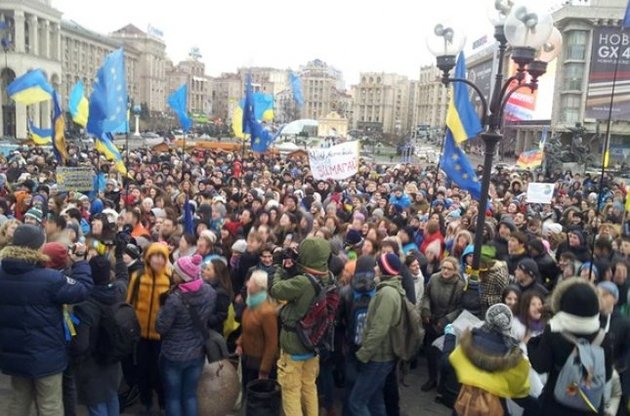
[0, 142, 629, 416]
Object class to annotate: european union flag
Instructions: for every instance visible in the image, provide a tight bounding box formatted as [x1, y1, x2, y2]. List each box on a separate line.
[441, 131, 481, 200]
[7, 69, 54, 105]
[52, 92, 69, 164]
[168, 84, 192, 132]
[87, 49, 128, 137]
[289, 71, 304, 107]
[242, 73, 273, 153]
[446, 53, 483, 144]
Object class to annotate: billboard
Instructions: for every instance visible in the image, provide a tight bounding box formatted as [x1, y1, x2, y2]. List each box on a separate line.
[467, 59, 493, 116]
[585, 27, 630, 120]
[503, 62, 538, 122]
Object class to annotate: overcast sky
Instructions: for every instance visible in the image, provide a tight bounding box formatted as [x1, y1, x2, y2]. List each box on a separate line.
[51, 0, 501, 86]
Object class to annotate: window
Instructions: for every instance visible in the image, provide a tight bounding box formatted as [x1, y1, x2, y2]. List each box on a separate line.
[563, 63, 584, 91]
[565, 30, 588, 60]
[560, 94, 581, 123]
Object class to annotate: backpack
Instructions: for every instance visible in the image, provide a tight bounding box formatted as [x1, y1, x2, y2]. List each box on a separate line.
[292, 273, 340, 354]
[553, 330, 606, 413]
[93, 301, 141, 365]
[454, 385, 504, 416]
[348, 270, 377, 349]
[389, 292, 423, 361]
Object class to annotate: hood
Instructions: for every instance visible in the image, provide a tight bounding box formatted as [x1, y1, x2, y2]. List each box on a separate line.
[298, 237, 331, 274]
[143, 242, 170, 268]
[550, 276, 596, 314]
[0, 246, 49, 274]
[461, 244, 474, 261]
[377, 275, 405, 296]
[460, 328, 523, 372]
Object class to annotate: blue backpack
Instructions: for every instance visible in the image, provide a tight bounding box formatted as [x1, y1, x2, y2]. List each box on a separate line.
[348, 270, 376, 349]
[553, 330, 606, 413]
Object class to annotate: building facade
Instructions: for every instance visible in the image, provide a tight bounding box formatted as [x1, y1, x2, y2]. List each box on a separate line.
[351, 72, 411, 136]
[299, 59, 345, 121]
[210, 73, 242, 124]
[0, 0, 63, 138]
[414, 66, 448, 133]
[167, 59, 210, 116]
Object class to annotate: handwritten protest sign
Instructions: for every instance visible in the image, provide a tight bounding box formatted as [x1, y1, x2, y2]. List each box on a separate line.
[308, 141, 359, 180]
[56, 167, 95, 192]
[526, 182, 554, 204]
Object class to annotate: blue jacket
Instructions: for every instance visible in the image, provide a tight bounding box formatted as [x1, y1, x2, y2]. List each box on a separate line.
[0, 246, 93, 378]
[388, 193, 411, 209]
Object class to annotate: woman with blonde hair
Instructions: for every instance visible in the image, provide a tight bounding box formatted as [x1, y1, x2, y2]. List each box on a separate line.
[0, 219, 20, 249]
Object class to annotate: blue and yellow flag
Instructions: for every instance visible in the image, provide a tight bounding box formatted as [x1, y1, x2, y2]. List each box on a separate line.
[95, 132, 127, 175]
[446, 53, 483, 144]
[87, 49, 128, 137]
[27, 119, 52, 145]
[6, 69, 54, 105]
[242, 74, 274, 153]
[167, 84, 192, 132]
[69, 81, 90, 127]
[440, 53, 482, 199]
[52, 92, 69, 164]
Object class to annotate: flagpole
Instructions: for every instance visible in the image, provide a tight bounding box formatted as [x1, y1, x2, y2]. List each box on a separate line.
[587, 23, 622, 282]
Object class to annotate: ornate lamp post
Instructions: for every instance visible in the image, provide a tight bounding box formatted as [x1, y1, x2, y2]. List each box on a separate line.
[426, 1, 562, 275]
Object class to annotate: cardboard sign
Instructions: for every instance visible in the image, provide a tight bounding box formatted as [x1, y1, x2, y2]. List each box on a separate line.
[526, 182, 554, 204]
[308, 141, 359, 180]
[56, 167, 95, 192]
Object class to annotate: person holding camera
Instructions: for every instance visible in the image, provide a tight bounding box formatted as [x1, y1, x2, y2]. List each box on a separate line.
[0, 224, 93, 416]
[71, 231, 131, 415]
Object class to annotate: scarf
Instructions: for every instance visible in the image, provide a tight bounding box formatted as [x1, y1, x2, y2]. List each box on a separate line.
[549, 311, 600, 335]
[246, 291, 268, 308]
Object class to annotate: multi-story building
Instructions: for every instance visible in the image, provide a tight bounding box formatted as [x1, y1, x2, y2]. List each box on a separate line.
[550, 0, 630, 164]
[414, 66, 449, 133]
[0, 0, 63, 137]
[210, 73, 242, 123]
[236, 67, 289, 97]
[60, 20, 138, 111]
[351, 72, 411, 136]
[110, 24, 168, 114]
[299, 59, 345, 120]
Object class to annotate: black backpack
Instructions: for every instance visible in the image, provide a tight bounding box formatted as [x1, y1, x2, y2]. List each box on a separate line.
[347, 270, 377, 349]
[94, 301, 141, 365]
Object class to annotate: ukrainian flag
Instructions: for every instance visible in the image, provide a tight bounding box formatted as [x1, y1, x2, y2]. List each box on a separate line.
[95, 133, 127, 175]
[27, 119, 52, 145]
[516, 149, 543, 169]
[6, 69, 54, 105]
[446, 54, 483, 144]
[232, 92, 274, 138]
[69, 81, 89, 127]
[52, 92, 69, 164]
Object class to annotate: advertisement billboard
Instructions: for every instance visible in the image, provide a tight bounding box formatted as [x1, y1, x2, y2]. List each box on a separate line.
[504, 62, 538, 122]
[467, 59, 493, 116]
[585, 27, 630, 120]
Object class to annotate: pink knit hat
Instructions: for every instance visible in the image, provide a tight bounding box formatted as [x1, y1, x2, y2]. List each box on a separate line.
[174, 254, 203, 282]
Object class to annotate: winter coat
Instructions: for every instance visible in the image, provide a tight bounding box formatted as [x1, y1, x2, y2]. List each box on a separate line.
[0, 246, 93, 378]
[450, 327, 530, 399]
[237, 299, 278, 376]
[533, 252, 560, 291]
[72, 258, 128, 405]
[492, 237, 509, 262]
[399, 263, 417, 304]
[126, 243, 172, 340]
[421, 272, 465, 325]
[355, 277, 403, 363]
[479, 260, 509, 316]
[527, 279, 614, 415]
[207, 281, 231, 333]
[156, 280, 216, 362]
[601, 311, 630, 384]
[507, 251, 529, 276]
[556, 241, 591, 263]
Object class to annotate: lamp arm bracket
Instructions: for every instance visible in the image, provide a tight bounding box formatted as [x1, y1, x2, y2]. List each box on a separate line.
[491, 75, 520, 115]
[447, 77, 489, 126]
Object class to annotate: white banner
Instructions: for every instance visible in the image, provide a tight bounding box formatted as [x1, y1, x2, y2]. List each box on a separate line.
[526, 182, 554, 204]
[308, 141, 359, 180]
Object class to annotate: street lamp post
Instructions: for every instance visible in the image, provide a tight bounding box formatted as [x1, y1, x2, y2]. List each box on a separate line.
[132, 104, 142, 138]
[427, 1, 562, 275]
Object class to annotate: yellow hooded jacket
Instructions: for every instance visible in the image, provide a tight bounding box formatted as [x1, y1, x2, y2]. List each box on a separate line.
[127, 243, 172, 340]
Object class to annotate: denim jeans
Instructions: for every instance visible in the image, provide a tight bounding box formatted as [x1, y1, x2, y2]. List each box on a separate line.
[159, 355, 205, 416]
[87, 390, 120, 416]
[347, 360, 396, 416]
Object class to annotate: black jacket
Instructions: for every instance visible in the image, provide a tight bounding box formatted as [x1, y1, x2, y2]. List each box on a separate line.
[0, 246, 93, 378]
[207, 281, 231, 334]
[601, 311, 630, 379]
[533, 252, 560, 291]
[72, 258, 128, 405]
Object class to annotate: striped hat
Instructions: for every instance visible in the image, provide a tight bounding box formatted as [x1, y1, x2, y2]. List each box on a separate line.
[377, 252, 402, 276]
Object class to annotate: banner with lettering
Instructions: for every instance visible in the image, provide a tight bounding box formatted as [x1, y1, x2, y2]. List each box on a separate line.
[308, 141, 360, 180]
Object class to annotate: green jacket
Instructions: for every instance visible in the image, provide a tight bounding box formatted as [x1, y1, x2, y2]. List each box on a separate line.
[356, 276, 404, 363]
[270, 273, 329, 355]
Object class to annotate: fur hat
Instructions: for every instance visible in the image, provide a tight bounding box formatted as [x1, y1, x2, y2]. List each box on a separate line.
[174, 254, 203, 282]
[549, 278, 600, 334]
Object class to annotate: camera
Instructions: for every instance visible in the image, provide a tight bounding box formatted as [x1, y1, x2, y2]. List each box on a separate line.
[282, 246, 299, 262]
